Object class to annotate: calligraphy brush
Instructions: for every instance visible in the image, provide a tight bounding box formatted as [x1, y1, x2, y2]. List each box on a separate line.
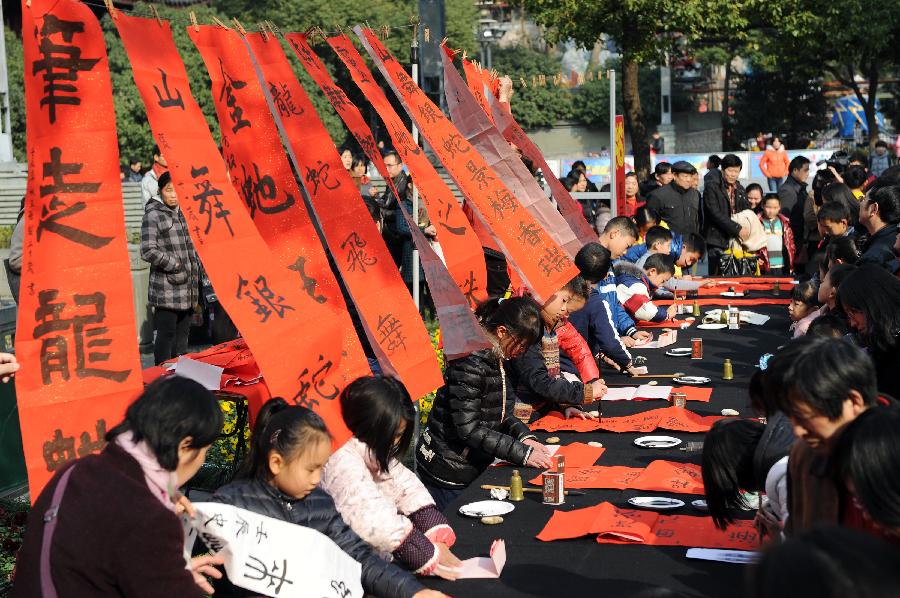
[627, 373, 685, 379]
[481, 484, 586, 496]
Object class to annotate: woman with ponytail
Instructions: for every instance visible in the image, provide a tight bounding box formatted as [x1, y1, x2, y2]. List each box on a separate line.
[211, 398, 443, 598]
[416, 296, 555, 509]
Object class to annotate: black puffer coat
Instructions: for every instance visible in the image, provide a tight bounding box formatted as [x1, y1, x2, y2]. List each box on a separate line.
[751, 411, 796, 490]
[646, 181, 701, 236]
[509, 338, 585, 408]
[210, 478, 424, 598]
[417, 348, 537, 488]
[702, 178, 750, 250]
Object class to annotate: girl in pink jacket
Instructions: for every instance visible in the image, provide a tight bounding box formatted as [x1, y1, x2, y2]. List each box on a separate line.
[321, 377, 462, 579]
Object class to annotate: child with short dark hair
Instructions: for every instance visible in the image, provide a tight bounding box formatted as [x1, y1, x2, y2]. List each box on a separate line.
[788, 280, 820, 337]
[806, 313, 850, 338]
[614, 253, 679, 328]
[767, 336, 881, 535]
[417, 296, 553, 508]
[758, 194, 796, 275]
[633, 226, 673, 267]
[633, 206, 662, 244]
[321, 377, 461, 579]
[212, 399, 435, 598]
[817, 201, 852, 240]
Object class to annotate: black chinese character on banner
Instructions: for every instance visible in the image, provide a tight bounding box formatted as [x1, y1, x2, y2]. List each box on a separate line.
[238, 162, 295, 219]
[32, 14, 101, 123]
[516, 221, 542, 247]
[538, 246, 571, 277]
[37, 147, 112, 249]
[292, 354, 339, 409]
[390, 122, 421, 158]
[436, 201, 465, 236]
[465, 160, 495, 191]
[244, 556, 293, 595]
[288, 38, 316, 67]
[33, 289, 132, 385]
[255, 522, 268, 545]
[373, 39, 393, 65]
[340, 232, 377, 273]
[234, 514, 249, 537]
[191, 165, 234, 236]
[395, 69, 417, 96]
[489, 188, 518, 220]
[322, 85, 350, 111]
[268, 81, 303, 118]
[236, 274, 296, 323]
[377, 313, 406, 353]
[332, 580, 353, 598]
[288, 256, 327, 304]
[76, 419, 107, 457]
[43, 429, 76, 472]
[462, 271, 480, 307]
[304, 161, 341, 196]
[333, 46, 373, 84]
[418, 103, 442, 124]
[219, 59, 251, 134]
[153, 67, 184, 109]
[442, 133, 469, 159]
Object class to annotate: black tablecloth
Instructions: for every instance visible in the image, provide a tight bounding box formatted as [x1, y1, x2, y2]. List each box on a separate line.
[421, 303, 792, 598]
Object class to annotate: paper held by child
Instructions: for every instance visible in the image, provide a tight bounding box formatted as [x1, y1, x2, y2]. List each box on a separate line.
[632, 329, 678, 349]
[685, 548, 761, 564]
[187, 503, 364, 598]
[454, 540, 507, 579]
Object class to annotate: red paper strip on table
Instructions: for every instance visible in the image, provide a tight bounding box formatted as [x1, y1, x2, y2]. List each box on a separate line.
[636, 318, 695, 329]
[530, 406, 721, 433]
[324, 35, 488, 310]
[537, 502, 759, 549]
[529, 461, 704, 494]
[441, 46, 581, 257]
[17, 0, 144, 497]
[115, 14, 360, 442]
[186, 26, 372, 414]
[493, 441, 605, 468]
[696, 282, 793, 296]
[225, 30, 443, 400]
[356, 28, 578, 304]
[483, 80, 597, 247]
[287, 34, 490, 360]
[656, 298, 791, 307]
[635, 386, 712, 403]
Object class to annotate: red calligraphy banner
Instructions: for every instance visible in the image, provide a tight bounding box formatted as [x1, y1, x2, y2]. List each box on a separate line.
[225, 30, 443, 399]
[323, 35, 487, 306]
[355, 28, 578, 304]
[530, 406, 721, 433]
[115, 14, 360, 442]
[482, 81, 598, 246]
[17, 0, 144, 497]
[614, 115, 627, 216]
[537, 502, 760, 549]
[528, 460, 704, 494]
[184, 26, 371, 406]
[441, 46, 581, 257]
[286, 34, 490, 360]
[462, 59, 493, 124]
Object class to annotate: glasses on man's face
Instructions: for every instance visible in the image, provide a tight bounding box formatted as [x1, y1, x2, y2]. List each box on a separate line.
[385, 162, 400, 168]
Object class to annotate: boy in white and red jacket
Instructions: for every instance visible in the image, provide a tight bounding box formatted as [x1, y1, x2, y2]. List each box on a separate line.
[614, 253, 678, 330]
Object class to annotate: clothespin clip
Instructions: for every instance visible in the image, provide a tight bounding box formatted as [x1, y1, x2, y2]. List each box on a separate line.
[266, 20, 281, 35]
[424, 27, 430, 42]
[519, 77, 527, 88]
[440, 36, 449, 47]
[462, 49, 467, 61]
[412, 22, 419, 42]
[259, 23, 269, 40]
[382, 24, 391, 40]
[149, 4, 163, 26]
[103, 0, 118, 19]
[211, 16, 230, 30]
[190, 11, 199, 32]
[229, 18, 246, 35]
[25, 0, 31, 8]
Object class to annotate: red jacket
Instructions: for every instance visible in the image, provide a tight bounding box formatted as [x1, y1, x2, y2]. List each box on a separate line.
[557, 320, 600, 382]
[757, 213, 796, 273]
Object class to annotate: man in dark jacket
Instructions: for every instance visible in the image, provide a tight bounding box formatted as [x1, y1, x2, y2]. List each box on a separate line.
[778, 155, 811, 243]
[646, 161, 701, 236]
[211, 478, 426, 598]
[858, 185, 900, 274]
[379, 151, 409, 267]
[702, 154, 751, 274]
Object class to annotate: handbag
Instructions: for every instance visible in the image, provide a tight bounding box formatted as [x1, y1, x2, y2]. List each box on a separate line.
[718, 240, 758, 277]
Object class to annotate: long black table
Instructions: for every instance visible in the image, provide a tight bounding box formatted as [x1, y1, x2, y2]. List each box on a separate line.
[421, 303, 791, 598]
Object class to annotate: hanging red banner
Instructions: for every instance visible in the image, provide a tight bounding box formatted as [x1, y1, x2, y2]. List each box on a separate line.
[321, 34, 487, 307]
[483, 80, 598, 246]
[461, 59, 493, 125]
[356, 28, 577, 304]
[284, 34, 490, 360]
[184, 26, 371, 401]
[115, 14, 361, 441]
[441, 46, 581, 257]
[220, 30, 442, 399]
[17, 0, 144, 498]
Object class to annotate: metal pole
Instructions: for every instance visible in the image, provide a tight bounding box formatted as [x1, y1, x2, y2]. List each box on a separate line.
[410, 38, 421, 310]
[608, 69, 616, 218]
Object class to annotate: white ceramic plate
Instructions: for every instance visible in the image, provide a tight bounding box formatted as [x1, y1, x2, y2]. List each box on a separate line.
[697, 323, 728, 330]
[635, 435, 682, 449]
[628, 497, 685, 511]
[692, 499, 709, 512]
[720, 291, 745, 298]
[665, 347, 693, 357]
[458, 500, 515, 518]
[674, 376, 712, 385]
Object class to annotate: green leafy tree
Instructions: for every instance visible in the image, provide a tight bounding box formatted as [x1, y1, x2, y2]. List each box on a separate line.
[6, 26, 25, 162]
[491, 46, 573, 129]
